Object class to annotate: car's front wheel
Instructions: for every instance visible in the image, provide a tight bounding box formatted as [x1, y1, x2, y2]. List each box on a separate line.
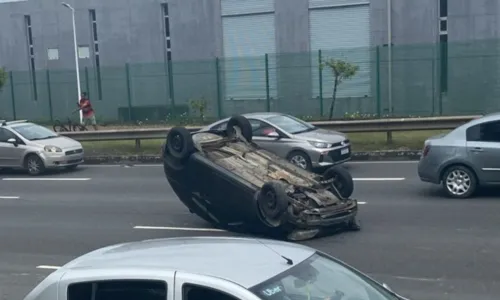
[25, 154, 45, 176]
[287, 151, 312, 171]
[441, 165, 477, 198]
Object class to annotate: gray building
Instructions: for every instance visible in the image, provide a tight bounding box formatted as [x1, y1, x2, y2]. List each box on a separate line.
[0, 0, 496, 121]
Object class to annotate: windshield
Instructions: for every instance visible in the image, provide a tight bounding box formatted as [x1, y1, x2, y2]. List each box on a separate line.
[265, 115, 316, 134]
[250, 253, 399, 300]
[11, 124, 58, 141]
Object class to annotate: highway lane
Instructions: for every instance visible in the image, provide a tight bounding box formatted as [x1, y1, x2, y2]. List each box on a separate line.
[1, 162, 500, 300]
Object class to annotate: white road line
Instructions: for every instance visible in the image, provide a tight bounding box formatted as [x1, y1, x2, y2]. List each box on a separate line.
[133, 226, 226, 232]
[0, 196, 19, 199]
[353, 177, 405, 181]
[36, 265, 61, 270]
[2, 178, 91, 181]
[348, 161, 418, 164]
[358, 202, 367, 204]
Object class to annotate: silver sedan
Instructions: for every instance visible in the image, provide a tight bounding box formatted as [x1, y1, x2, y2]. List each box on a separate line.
[418, 112, 500, 198]
[201, 112, 351, 171]
[24, 236, 408, 300]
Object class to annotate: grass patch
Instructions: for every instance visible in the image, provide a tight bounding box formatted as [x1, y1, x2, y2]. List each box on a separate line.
[81, 130, 449, 156]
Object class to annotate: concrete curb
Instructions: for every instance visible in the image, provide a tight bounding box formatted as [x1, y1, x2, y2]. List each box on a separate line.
[83, 150, 422, 165]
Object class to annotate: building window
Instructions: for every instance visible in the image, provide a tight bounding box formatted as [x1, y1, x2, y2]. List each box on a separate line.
[47, 48, 59, 60]
[78, 45, 90, 59]
[24, 14, 38, 100]
[89, 8, 102, 100]
[161, 2, 171, 61]
[439, 0, 447, 93]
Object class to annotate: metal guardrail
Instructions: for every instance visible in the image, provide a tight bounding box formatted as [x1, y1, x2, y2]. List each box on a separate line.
[59, 115, 481, 146]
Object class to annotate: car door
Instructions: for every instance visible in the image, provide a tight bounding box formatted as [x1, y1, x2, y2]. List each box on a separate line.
[248, 119, 293, 158]
[57, 269, 175, 300]
[0, 128, 25, 167]
[174, 271, 262, 300]
[466, 120, 500, 183]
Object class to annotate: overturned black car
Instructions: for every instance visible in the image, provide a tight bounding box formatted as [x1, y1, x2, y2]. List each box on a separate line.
[162, 115, 360, 241]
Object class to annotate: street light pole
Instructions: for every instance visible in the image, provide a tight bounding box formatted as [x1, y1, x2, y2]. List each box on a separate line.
[62, 2, 83, 124]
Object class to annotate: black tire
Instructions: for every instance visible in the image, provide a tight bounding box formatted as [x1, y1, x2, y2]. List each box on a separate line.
[287, 150, 313, 171]
[226, 115, 253, 142]
[166, 127, 195, 161]
[25, 154, 45, 176]
[72, 124, 88, 131]
[441, 165, 477, 199]
[322, 165, 354, 199]
[257, 181, 289, 228]
[52, 120, 67, 132]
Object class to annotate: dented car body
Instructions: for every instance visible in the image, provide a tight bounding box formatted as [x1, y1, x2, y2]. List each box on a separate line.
[163, 115, 360, 240]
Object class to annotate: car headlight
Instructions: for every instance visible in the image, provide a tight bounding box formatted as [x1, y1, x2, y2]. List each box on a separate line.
[44, 145, 62, 153]
[308, 141, 331, 148]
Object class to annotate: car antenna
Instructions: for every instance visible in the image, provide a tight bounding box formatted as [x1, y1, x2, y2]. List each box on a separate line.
[256, 239, 293, 265]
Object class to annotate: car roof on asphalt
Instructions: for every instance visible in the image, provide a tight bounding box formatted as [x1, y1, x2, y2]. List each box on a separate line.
[60, 236, 316, 288]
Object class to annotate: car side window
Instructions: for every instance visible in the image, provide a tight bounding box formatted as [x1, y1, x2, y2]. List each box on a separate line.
[248, 119, 277, 137]
[212, 121, 228, 131]
[467, 121, 500, 143]
[0, 128, 16, 143]
[67, 279, 167, 300]
[182, 284, 241, 300]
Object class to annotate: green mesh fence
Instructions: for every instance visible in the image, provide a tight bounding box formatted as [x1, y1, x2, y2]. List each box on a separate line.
[1, 40, 499, 124]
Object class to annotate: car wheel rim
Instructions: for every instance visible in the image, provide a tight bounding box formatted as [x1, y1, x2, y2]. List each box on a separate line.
[290, 155, 307, 169]
[171, 134, 183, 152]
[331, 175, 345, 192]
[265, 191, 277, 210]
[445, 170, 471, 196]
[28, 159, 39, 173]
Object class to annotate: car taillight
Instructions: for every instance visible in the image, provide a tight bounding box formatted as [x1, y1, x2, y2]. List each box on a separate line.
[422, 144, 431, 157]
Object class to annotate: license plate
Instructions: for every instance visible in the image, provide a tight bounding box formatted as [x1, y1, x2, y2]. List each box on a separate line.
[341, 147, 349, 155]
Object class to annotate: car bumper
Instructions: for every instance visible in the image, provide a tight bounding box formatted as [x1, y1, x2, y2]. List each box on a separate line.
[40, 152, 84, 168]
[310, 146, 352, 168]
[290, 199, 358, 228]
[417, 159, 441, 184]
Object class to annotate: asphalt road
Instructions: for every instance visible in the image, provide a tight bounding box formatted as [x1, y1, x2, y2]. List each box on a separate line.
[1, 162, 500, 300]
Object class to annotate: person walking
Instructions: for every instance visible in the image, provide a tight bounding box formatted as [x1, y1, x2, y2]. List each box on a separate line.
[77, 92, 98, 130]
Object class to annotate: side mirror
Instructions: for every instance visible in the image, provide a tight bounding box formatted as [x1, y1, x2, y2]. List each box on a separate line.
[266, 131, 280, 138]
[7, 138, 18, 146]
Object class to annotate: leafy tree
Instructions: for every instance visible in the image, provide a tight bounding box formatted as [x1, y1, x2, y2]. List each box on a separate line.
[321, 58, 359, 120]
[0, 67, 7, 92]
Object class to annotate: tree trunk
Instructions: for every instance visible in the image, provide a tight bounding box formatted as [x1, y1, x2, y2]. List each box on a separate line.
[329, 77, 339, 120]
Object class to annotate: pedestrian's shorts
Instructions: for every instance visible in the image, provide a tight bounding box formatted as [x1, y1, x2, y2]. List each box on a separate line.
[82, 114, 96, 125]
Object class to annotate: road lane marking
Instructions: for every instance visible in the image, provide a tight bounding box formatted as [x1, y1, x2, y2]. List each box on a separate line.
[349, 161, 418, 164]
[353, 178, 405, 181]
[2, 178, 91, 181]
[133, 226, 226, 232]
[0, 196, 19, 199]
[358, 202, 366, 204]
[36, 265, 61, 270]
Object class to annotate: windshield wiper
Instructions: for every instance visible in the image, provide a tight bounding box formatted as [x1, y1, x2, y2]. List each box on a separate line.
[31, 136, 56, 141]
[293, 127, 317, 134]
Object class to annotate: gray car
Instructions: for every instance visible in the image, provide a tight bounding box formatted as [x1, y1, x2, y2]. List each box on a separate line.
[0, 120, 84, 175]
[418, 113, 500, 198]
[201, 112, 351, 171]
[24, 236, 408, 300]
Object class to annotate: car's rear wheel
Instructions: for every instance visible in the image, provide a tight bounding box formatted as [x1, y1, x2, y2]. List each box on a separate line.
[257, 181, 289, 228]
[166, 127, 195, 161]
[287, 150, 312, 171]
[441, 165, 477, 198]
[226, 115, 253, 142]
[25, 154, 45, 176]
[322, 165, 354, 199]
